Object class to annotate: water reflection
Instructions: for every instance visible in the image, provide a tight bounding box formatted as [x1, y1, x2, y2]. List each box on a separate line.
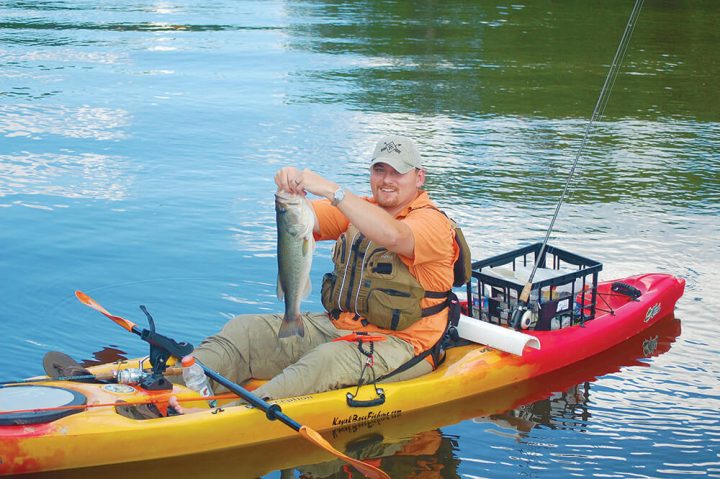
[0, 151, 130, 202]
[1, 19, 241, 33]
[420, 117, 720, 213]
[80, 345, 128, 367]
[0, 104, 129, 140]
[478, 383, 591, 439]
[284, 0, 719, 121]
[0, 49, 124, 65]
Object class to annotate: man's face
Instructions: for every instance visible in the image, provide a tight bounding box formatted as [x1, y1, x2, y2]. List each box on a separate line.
[370, 163, 425, 211]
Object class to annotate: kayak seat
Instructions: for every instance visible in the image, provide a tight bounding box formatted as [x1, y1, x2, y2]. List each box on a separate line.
[379, 333, 467, 384]
[380, 302, 467, 384]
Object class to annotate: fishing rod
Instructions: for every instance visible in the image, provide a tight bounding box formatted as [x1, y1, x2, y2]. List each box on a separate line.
[0, 367, 187, 387]
[0, 392, 239, 416]
[510, 0, 645, 329]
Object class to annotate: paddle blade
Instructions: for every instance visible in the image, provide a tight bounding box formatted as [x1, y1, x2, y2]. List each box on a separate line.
[298, 426, 389, 479]
[75, 291, 137, 332]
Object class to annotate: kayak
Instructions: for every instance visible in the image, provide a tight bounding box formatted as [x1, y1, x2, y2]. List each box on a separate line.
[5, 313, 683, 479]
[0, 272, 685, 476]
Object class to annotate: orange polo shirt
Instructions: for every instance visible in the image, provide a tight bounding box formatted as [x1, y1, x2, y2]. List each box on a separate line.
[312, 191, 458, 355]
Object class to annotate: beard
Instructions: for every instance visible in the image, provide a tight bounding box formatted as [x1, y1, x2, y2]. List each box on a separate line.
[372, 185, 400, 209]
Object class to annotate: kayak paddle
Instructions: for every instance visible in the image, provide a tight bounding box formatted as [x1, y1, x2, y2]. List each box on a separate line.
[75, 291, 390, 479]
[76, 290, 140, 333]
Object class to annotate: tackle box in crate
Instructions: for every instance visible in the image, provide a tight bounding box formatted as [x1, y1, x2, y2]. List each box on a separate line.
[465, 243, 602, 330]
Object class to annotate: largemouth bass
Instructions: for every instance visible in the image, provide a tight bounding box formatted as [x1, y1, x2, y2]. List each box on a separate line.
[275, 190, 316, 338]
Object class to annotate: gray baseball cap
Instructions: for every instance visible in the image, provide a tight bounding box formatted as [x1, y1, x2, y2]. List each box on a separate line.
[370, 135, 423, 174]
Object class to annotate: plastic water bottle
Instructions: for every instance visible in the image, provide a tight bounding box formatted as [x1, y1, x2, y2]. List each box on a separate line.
[181, 355, 216, 407]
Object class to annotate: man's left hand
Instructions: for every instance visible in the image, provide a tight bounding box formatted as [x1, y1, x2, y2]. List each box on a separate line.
[275, 167, 339, 201]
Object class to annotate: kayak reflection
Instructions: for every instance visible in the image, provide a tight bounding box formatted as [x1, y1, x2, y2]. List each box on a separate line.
[79, 346, 129, 368]
[294, 315, 681, 479]
[296, 429, 456, 479]
[23, 315, 679, 479]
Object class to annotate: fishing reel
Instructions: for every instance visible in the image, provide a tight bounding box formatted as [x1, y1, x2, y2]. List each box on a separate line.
[510, 302, 539, 330]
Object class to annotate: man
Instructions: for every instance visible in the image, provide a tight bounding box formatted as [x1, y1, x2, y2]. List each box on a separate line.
[193, 135, 458, 400]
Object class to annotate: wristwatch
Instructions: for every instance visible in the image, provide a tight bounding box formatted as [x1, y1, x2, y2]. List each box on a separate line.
[331, 187, 345, 206]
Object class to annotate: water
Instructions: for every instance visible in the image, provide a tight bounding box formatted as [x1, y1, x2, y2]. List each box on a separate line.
[1, 0, 718, 477]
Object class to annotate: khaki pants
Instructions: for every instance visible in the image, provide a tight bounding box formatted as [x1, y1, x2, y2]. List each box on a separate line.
[192, 312, 415, 400]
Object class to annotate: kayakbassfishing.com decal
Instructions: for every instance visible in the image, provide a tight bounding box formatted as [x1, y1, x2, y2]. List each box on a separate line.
[331, 409, 402, 437]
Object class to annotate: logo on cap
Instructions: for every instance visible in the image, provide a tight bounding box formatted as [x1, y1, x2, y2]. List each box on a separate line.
[381, 141, 402, 155]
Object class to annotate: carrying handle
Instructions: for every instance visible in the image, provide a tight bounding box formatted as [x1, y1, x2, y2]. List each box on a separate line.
[346, 390, 386, 408]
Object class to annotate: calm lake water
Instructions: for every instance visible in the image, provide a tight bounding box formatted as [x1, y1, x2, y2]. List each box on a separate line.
[1, 1, 718, 478]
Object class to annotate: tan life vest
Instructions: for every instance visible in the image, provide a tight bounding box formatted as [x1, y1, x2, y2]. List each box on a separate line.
[414, 205, 473, 288]
[320, 223, 450, 330]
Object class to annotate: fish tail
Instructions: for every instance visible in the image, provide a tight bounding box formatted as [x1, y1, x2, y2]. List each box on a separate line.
[278, 313, 305, 338]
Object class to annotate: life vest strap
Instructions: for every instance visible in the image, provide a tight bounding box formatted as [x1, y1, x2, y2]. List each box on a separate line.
[332, 332, 388, 343]
[421, 290, 451, 317]
[424, 290, 450, 299]
[380, 291, 462, 381]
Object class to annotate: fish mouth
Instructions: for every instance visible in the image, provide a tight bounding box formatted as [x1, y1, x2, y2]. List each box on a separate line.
[275, 190, 303, 209]
[275, 189, 302, 200]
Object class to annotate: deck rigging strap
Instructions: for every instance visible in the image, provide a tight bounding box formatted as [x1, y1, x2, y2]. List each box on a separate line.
[512, 0, 645, 326]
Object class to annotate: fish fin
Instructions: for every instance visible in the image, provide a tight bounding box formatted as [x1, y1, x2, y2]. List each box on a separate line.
[302, 237, 315, 256]
[301, 277, 312, 300]
[278, 314, 305, 338]
[302, 196, 318, 227]
[277, 275, 284, 300]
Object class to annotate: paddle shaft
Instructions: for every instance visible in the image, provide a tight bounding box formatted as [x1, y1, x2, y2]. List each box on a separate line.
[197, 360, 300, 428]
[196, 356, 389, 479]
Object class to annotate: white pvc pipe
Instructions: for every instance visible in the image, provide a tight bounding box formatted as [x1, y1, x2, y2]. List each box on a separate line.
[456, 315, 541, 356]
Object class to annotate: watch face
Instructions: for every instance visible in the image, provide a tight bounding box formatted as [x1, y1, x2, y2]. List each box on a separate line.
[333, 188, 344, 205]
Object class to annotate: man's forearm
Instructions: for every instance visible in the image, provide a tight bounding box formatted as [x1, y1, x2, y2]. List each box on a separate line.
[333, 189, 414, 257]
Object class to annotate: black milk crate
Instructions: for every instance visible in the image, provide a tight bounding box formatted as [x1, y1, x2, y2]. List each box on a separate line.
[465, 243, 602, 330]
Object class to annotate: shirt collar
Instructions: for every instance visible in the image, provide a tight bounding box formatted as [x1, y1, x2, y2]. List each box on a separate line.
[397, 190, 431, 219]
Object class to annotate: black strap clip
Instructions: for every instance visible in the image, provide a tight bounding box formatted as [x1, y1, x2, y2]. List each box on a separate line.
[346, 335, 386, 408]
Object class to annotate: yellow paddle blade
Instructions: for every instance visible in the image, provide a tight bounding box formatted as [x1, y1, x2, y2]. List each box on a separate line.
[298, 426, 389, 479]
